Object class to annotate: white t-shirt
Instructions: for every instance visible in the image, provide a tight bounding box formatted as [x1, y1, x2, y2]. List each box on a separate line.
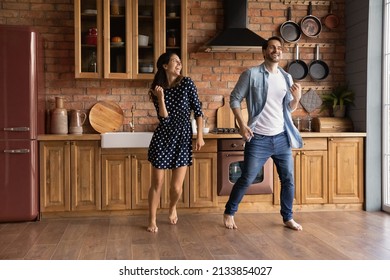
[253, 70, 286, 136]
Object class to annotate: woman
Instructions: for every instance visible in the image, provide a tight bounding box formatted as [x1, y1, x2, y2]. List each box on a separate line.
[147, 52, 205, 233]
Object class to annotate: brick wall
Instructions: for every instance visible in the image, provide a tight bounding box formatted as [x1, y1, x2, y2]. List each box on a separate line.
[0, 0, 346, 132]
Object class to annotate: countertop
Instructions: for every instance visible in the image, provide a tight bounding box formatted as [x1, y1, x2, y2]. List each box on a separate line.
[37, 131, 367, 141]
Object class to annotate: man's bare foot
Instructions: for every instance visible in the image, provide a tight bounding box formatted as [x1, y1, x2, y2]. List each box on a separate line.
[223, 214, 237, 229]
[169, 207, 178, 225]
[284, 219, 303, 231]
[147, 222, 158, 233]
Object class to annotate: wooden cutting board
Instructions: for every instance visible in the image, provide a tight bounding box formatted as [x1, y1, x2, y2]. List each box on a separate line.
[89, 101, 124, 133]
[217, 97, 235, 128]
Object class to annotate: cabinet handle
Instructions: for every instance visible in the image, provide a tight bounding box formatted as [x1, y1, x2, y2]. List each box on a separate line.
[3, 126, 30, 132]
[4, 149, 30, 154]
[132, 155, 137, 159]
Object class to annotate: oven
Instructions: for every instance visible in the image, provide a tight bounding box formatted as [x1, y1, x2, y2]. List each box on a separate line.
[217, 138, 274, 195]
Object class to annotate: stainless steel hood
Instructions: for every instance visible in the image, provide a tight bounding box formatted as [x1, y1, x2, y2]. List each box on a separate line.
[201, 0, 267, 53]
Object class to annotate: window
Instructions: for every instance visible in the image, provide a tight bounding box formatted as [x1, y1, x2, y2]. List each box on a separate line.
[383, 0, 390, 212]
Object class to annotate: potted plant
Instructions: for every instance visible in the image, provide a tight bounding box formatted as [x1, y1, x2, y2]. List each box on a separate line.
[320, 84, 355, 117]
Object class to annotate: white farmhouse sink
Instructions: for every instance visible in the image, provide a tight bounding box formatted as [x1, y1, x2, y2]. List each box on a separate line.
[101, 132, 153, 148]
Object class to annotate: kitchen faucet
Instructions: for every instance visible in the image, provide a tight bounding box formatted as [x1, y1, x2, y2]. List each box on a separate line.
[129, 105, 135, 132]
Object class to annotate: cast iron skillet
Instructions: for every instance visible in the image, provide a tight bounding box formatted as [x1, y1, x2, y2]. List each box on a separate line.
[300, 2, 322, 38]
[287, 44, 308, 80]
[308, 44, 329, 81]
[280, 7, 301, 43]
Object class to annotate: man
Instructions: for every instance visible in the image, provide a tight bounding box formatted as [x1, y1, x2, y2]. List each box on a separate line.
[224, 36, 303, 231]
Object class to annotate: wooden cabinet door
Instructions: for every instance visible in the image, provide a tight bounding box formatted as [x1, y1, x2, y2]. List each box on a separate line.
[131, 152, 153, 209]
[103, 0, 132, 79]
[40, 141, 70, 212]
[189, 153, 217, 207]
[101, 154, 131, 210]
[300, 150, 328, 204]
[328, 138, 364, 203]
[74, 0, 102, 78]
[71, 141, 101, 211]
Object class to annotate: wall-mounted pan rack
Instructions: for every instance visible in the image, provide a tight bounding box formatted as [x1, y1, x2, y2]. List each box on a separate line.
[285, 43, 333, 48]
[281, 0, 330, 5]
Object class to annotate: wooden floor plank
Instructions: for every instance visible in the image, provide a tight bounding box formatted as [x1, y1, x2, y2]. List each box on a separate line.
[51, 239, 84, 260]
[0, 210, 389, 260]
[24, 244, 57, 260]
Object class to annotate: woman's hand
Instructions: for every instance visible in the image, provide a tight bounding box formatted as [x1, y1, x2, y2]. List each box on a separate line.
[195, 137, 205, 151]
[154, 85, 164, 100]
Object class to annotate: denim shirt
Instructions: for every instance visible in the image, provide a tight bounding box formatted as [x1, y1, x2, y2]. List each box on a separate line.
[230, 63, 303, 148]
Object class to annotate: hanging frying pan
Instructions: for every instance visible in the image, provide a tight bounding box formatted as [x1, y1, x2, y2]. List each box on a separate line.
[287, 44, 308, 80]
[323, 1, 340, 29]
[280, 7, 301, 43]
[300, 2, 322, 38]
[308, 44, 329, 81]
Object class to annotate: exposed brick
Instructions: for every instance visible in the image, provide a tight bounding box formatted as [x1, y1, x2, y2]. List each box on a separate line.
[0, 0, 347, 130]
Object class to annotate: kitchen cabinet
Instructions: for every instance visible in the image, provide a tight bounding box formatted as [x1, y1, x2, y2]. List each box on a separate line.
[101, 140, 217, 210]
[274, 138, 328, 205]
[101, 152, 131, 210]
[273, 136, 364, 206]
[101, 149, 152, 210]
[74, 0, 187, 79]
[328, 137, 364, 204]
[189, 152, 218, 207]
[40, 140, 101, 212]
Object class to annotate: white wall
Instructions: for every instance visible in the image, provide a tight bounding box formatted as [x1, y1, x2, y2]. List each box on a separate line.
[345, 0, 383, 211]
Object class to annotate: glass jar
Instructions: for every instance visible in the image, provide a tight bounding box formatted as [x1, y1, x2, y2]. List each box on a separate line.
[167, 29, 176, 47]
[88, 52, 97, 72]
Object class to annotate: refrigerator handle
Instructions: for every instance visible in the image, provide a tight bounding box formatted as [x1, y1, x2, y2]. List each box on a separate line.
[3, 149, 30, 154]
[3, 127, 30, 131]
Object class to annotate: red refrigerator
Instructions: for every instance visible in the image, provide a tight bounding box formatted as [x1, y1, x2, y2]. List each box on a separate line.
[0, 25, 45, 222]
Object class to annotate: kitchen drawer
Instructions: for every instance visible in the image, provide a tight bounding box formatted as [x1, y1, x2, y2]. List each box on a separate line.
[301, 138, 327, 150]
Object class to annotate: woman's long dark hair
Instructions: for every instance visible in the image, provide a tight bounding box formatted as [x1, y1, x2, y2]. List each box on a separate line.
[149, 52, 183, 101]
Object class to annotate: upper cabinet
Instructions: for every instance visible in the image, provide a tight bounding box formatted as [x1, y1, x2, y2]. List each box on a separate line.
[74, 0, 187, 79]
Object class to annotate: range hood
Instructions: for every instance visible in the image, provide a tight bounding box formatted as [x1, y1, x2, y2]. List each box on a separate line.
[202, 0, 267, 53]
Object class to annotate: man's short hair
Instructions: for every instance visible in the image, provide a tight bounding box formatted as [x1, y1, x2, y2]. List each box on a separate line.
[263, 36, 284, 50]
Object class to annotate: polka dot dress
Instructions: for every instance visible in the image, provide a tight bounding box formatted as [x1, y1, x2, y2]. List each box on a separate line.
[148, 77, 203, 169]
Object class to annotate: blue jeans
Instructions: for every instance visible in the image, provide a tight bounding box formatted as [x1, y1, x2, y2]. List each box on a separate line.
[224, 131, 295, 222]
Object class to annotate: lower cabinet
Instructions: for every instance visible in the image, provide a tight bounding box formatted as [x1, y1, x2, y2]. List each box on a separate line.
[328, 137, 364, 203]
[189, 152, 217, 207]
[101, 150, 152, 210]
[274, 137, 363, 206]
[274, 138, 328, 205]
[40, 140, 101, 212]
[101, 140, 217, 210]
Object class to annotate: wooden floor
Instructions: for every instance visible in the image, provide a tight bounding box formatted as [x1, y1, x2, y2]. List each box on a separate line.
[0, 210, 390, 260]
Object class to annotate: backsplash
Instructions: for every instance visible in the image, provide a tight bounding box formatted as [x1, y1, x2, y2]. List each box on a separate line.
[0, 0, 346, 133]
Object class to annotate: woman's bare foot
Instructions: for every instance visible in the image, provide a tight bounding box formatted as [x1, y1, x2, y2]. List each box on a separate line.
[284, 219, 303, 231]
[169, 207, 178, 225]
[147, 222, 158, 233]
[223, 214, 237, 229]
